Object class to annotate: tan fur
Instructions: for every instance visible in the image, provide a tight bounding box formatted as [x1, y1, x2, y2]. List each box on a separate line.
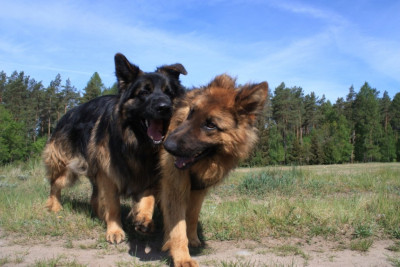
[43, 54, 187, 245]
[43, 117, 126, 242]
[158, 74, 268, 266]
[130, 188, 157, 233]
[43, 141, 79, 212]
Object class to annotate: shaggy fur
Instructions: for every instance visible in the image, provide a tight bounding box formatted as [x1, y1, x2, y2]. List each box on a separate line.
[159, 74, 268, 266]
[43, 53, 187, 244]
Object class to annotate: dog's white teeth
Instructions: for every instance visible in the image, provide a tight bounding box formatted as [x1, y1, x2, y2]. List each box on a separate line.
[153, 139, 162, 145]
[145, 120, 149, 127]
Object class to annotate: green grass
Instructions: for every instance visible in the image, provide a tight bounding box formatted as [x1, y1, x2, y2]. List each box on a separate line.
[0, 158, 106, 241]
[201, 163, 400, 242]
[0, 160, 399, 264]
[32, 255, 86, 267]
[349, 239, 373, 252]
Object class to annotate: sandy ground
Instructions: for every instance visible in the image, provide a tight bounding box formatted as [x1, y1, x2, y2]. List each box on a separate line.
[1, 227, 399, 267]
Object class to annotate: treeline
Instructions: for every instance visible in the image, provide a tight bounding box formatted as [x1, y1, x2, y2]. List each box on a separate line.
[0, 70, 399, 165]
[0, 70, 117, 163]
[245, 82, 400, 166]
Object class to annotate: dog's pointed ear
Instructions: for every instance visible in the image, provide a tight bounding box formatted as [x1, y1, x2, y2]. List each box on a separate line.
[157, 63, 187, 80]
[114, 53, 143, 93]
[235, 82, 268, 117]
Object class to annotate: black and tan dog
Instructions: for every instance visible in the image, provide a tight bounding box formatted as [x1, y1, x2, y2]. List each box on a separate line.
[43, 53, 187, 244]
[160, 74, 268, 266]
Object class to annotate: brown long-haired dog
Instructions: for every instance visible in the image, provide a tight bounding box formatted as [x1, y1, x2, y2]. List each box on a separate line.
[159, 74, 268, 266]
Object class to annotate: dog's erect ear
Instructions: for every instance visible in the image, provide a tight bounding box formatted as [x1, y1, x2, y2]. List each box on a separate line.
[157, 63, 187, 80]
[235, 82, 268, 117]
[114, 53, 143, 93]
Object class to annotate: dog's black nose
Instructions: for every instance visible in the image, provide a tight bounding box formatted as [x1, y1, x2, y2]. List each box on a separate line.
[156, 103, 172, 115]
[164, 137, 178, 154]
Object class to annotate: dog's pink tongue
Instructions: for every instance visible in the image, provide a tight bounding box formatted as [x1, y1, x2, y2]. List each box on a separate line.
[175, 157, 194, 169]
[147, 119, 164, 142]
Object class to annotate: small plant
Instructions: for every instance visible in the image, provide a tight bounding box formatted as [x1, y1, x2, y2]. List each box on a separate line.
[350, 239, 373, 252]
[272, 245, 309, 260]
[387, 255, 400, 267]
[353, 224, 373, 238]
[392, 228, 400, 239]
[218, 259, 258, 267]
[386, 241, 400, 252]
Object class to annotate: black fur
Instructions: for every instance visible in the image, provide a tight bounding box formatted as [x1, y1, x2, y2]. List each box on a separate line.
[47, 53, 187, 196]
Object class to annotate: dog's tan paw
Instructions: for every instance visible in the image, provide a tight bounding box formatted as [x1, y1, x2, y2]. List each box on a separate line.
[134, 216, 155, 234]
[45, 197, 62, 212]
[174, 258, 199, 267]
[106, 228, 125, 244]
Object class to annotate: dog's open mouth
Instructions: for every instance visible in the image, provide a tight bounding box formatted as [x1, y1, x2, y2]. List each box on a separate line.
[173, 147, 215, 169]
[145, 119, 168, 145]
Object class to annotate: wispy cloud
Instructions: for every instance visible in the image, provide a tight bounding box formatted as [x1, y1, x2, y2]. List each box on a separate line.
[0, 0, 398, 99]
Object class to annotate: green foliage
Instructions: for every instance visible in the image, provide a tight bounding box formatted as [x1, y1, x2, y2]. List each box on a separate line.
[0, 106, 27, 163]
[102, 82, 119, 95]
[0, 68, 399, 165]
[81, 72, 104, 103]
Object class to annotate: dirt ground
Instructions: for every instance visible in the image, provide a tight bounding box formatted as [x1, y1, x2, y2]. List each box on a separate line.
[1, 227, 399, 267]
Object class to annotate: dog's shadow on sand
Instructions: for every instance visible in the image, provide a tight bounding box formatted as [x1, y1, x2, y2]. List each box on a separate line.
[122, 205, 206, 265]
[62, 197, 206, 265]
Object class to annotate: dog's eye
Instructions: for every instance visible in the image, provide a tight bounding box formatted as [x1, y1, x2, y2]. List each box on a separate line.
[204, 120, 217, 131]
[138, 89, 150, 97]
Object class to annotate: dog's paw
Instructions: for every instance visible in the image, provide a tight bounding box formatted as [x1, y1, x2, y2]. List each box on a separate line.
[106, 228, 126, 244]
[45, 197, 62, 212]
[174, 258, 199, 267]
[134, 216, 155, 234]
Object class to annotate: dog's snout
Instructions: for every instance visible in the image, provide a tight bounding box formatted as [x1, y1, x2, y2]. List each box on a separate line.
[156, 102, 172, 115]
[164, 137, 178, 154]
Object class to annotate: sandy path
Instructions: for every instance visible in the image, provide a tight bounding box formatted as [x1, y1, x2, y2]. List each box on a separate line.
[1, 228, 398, 266]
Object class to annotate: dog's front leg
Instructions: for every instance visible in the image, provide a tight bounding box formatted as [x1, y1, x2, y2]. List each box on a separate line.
[186, 189, 207, 247]
[94, 171, 125, 244]
[131, 187, 157, 234]
[161, 172, 198, 267]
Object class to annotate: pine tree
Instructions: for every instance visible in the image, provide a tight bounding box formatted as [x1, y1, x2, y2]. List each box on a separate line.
[102, 82, 118, 95]
[390, 93, 400, 161]
[303, 92, 320, 135]
[40, 74, 62, 136]
[81, 72, 104, 103]
[267, 123, 285, 164]
[380, 91, 392, 132]
[60, 78, 80, 114]
[310, 129, 325, 164]
[353, 82, 382, 162]
[0, 71, 6, 103]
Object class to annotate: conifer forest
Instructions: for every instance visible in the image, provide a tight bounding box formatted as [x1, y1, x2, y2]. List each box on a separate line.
[1, 70, 399, 165]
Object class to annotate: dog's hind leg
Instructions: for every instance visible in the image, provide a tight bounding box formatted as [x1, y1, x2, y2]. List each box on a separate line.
[46, 178, 63, 212]
[45, 170, 78, 212]
[43, 142, 79, 212]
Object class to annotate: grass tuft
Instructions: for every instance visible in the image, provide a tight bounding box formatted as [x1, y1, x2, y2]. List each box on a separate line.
[349, 239, 373, 252]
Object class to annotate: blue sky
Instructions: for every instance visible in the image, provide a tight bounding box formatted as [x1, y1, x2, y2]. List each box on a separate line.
[1, 0, 399, 101]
